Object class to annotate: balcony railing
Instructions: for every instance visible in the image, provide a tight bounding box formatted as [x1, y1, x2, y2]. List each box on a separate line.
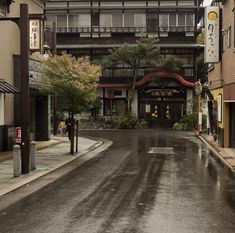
[159, 26, 198, 32]
[101, 67, 194, 80]
[56, 26, 147, 33]
[55, 26, 200, 34]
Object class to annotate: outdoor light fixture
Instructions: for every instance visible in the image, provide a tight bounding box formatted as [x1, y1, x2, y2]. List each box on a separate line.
[43, 43, 50, 60]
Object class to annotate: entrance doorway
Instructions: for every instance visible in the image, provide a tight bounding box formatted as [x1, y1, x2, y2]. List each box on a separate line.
[139, 101, 183, 128]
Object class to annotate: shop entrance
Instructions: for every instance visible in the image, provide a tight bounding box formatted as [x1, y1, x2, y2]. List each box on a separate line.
[139, 101, 183, 128]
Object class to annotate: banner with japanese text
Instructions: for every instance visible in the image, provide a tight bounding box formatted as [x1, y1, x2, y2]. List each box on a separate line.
[204, 6, 220, 63]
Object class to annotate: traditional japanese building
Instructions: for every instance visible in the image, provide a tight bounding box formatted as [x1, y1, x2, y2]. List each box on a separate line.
[44, 0, 204, 127]
[207, 0, 235, 147]
[0, 0, 49, 152]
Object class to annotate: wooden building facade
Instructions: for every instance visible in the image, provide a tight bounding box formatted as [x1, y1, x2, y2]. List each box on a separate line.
[44, 0, 203, 127]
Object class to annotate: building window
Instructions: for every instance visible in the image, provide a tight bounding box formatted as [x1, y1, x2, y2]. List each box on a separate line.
[169, 14, 176, 27]
[178, 14, 185, 26]
[124, 14, 134, 27]
[112, 14, 123, 27]
[228, 27, 231, 48]
[159, 13, 194, 30]
[100, 14, 112, 27]
[186, 14, 194, 26]
[46, 15, 57, 28]
[178, 1, 194, 6]
[160, 1, 176, 6]
[57, 15, 67, 28]
[69, 15, 78, 27]
[134, 14, 146, 27]
[159, 14, 168, 29]
[104, 99, 126, 116]
[222, 33, 226, 52]
[100, 13, 145, 28]
[78, 14, 91, 27]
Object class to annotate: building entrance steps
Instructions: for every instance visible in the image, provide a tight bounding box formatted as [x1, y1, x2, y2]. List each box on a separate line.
[0, 136, 105, 198]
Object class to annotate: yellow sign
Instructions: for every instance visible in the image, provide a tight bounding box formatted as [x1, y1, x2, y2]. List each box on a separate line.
[204, 6, 220, 63]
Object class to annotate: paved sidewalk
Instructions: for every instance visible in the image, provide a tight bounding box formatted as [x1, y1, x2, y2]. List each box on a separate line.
[0, 136, 103, 197]
[199, 134, 235, 173]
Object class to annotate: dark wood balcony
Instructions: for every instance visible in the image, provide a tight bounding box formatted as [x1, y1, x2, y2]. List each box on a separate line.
[55, 25, 201, 34]
[100, 67, 195, 84]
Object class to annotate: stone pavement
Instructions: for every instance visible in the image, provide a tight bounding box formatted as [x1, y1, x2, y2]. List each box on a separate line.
[199, 134, 235, 173]
[0, 136, 103, 197]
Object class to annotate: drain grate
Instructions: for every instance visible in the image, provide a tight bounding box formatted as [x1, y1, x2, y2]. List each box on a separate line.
[148, 147, 174, 154]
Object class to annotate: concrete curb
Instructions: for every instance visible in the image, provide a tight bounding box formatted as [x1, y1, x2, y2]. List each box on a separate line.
[0, 140, 105, 198]
[199, 135, 235, 173]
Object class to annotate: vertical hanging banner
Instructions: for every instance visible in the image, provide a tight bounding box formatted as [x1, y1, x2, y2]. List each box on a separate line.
[204, 6, 220, 63]
[29, 19, 41, 50]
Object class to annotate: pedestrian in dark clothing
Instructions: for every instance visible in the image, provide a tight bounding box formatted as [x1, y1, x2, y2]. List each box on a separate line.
[65, 117, 73, 140]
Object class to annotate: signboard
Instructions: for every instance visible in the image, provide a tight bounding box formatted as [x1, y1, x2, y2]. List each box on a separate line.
[217, 94, 222, 123]
[29, 19, 41, 50]
[204, 6, 220, 63]
[15, 127, 22, 144]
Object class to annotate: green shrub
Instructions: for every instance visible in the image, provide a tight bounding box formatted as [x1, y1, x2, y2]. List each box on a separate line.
[113, 113, 137, 129]
[174, 113, 207, 131]
[179, 113, 197, 130]
[135, 119, 148, 129]
[173, 123, 185, 131]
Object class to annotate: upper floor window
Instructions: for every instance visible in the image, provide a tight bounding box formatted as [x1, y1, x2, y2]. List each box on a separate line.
[159, 13, 195, 29]
[46, 15, 57, 28]
[46, 14, 91, 28]
[160, 1, 176, 6]
[100, 13, 146, 27]
[57, 15, 67, 28]
[68, 14, 91, 27]
[178, 1, 194, 6]
[222, 33, 226, 52]
[227, 27, 231, 48]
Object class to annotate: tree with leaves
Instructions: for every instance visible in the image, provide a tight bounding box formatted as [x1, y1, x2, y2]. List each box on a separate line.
[159, 55, 183, 72]
[103, 37, 161, 114]
[40, 53, 100, 154]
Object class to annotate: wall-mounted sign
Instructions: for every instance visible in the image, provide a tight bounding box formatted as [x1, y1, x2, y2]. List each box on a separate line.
[15, 127, 22, 144]
[217, 94, 222, 123]
[204, 6, 220, 63]
[29, 19, 41, 50]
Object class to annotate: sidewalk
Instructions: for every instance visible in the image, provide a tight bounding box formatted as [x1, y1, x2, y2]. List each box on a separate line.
[0, 136, 103, 197]
[199, 134, 235, 173]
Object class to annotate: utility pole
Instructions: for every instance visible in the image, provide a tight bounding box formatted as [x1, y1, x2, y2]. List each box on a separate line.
[20, 4, 30, 174]
[52, 21, 58, 136]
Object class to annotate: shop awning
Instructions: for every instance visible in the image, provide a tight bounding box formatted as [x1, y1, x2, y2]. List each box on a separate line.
[0, 80, 21, 94]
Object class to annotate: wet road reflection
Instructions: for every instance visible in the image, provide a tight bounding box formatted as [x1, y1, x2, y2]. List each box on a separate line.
[0, 130, 235, 233]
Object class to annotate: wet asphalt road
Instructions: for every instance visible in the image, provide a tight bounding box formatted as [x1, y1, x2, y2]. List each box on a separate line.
[1, 130, 235, 233]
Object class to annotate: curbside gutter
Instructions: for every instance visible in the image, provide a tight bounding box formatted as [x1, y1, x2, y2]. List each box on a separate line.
[199, 134, 235, 173]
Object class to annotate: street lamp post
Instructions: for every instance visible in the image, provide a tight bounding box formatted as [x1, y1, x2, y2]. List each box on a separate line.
[195, 80, 203, 135]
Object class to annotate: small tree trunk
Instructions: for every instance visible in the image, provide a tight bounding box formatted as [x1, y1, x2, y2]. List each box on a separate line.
[127, 69, 137, 114]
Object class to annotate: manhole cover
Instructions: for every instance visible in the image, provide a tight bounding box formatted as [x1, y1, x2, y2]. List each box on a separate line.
[148, 147, 174, 154]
